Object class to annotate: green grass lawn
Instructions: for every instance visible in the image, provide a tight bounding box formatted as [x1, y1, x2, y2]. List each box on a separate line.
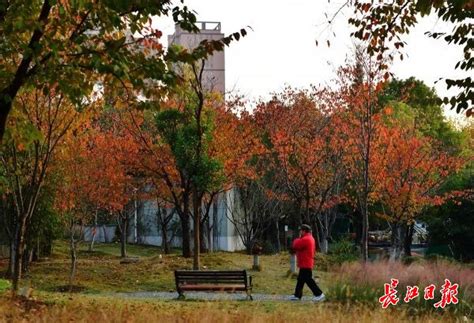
[16, 241, 306, 295]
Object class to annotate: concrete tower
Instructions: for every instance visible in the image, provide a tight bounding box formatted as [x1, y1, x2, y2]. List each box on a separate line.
[168, 21, 225, 95]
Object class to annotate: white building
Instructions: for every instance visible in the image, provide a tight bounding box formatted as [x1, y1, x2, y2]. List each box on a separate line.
[168, 21, 225, 94]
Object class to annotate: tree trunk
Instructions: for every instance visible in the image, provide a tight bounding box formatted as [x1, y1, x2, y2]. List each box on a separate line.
[311, 219, 322, 252]
[22, 248, 33, 274]
[120, 215, 128, 258]
[34, 237, 40, 261]
[295, 200, 303, 227]
[207, 214, 213, 253]
[0, 97, 13, 142]
[89, 209, 98, 252]
[162, 222, 170, 254]
[275, 219, 281, 253]
[159, 208, 170, 254]
[69, 226, 77, 291]
[134, 198, 138, 244]
[303, 197, 310, 225]
[390, 222, 405, 261]
[199, 218, 207, 253]
[404, 223, 414, 257]
[316, 213, 329, 254]
[290, 254, 297, 274]
[351, 209, 362, 246]
[102, 225, 108, 243]
[360, 201, 369, 262]
[0, 0, 52, 142]
[320, 239, 329, 254]
[180, 196, 191, 258]
[8, 239, 15, 278]
[180, 213, 191, 258]
[12, 216, 27, 292]
[193, 188, 201, 270]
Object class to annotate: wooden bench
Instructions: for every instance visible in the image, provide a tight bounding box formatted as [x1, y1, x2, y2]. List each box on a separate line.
[174, 270, 253, 300]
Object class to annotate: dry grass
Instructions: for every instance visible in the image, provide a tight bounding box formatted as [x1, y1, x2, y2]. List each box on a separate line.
[334, 260, 474, 299]
[0, 294, 462, 323]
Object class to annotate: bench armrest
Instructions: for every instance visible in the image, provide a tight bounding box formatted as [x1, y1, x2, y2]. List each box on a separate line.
[248, 275, 253, 288]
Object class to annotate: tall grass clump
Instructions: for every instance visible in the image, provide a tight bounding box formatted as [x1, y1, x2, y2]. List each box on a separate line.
[328, 259, 473, 316]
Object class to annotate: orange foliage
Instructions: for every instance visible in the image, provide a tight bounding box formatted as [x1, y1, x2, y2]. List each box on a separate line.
[253, 88, 347, 218]
[371, 123, 466, 223]
[210, 105, 265, 189]
[55, 112, 140, 215]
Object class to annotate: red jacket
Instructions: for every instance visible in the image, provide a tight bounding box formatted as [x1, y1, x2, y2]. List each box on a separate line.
[292, 232, 315, 269]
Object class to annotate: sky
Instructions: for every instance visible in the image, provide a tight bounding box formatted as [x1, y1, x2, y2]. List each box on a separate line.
[153, 0, 467, 120]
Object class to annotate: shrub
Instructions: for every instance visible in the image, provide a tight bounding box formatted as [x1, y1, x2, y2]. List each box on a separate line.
[260, 240, 277, 255]
[0, 279, 11, 293]
[314, 253, 331, 271]
[328, 282, 379, 304]
[328, 238, 359, 265]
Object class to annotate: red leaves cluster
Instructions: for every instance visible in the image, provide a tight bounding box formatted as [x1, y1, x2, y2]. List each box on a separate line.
[55, 112, 140, 216]
[253, 88, 347, 217]
[371, 123, 465, 222]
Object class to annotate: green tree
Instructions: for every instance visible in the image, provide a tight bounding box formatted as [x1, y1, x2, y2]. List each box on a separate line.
[423, 165, 474, 261]
[0, 0, 246, 141]
[155, 67, 224, 268]
[381, 77, 466, 150]
[0, 87, 79, 292]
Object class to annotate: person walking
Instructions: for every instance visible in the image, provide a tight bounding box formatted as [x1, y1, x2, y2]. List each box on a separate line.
[289, 224, 325, 302]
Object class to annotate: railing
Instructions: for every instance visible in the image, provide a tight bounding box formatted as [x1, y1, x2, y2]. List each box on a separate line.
[196, 21, 221, 32]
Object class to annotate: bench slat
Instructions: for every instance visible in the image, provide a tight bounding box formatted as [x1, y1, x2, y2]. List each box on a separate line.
[180, 284, 246, 290]
[174, 270, 252, 300]
[178, 276, 246, 280]
[176, 272, 244, 276]
[178, 280, 247, 284]
[176, 273, 245, 277]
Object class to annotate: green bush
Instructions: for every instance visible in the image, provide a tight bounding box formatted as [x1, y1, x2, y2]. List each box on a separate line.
[327, 282, 379, 304]
[328, 238, 359, 265]
[260, 240, 277, 255]
[0, 279, 11, 293]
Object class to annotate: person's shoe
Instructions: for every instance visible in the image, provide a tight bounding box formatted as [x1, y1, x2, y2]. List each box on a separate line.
[312, 293, 326, 302]
[288, 295, 301, 301]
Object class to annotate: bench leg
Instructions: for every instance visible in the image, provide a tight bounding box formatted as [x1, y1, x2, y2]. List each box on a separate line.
[246, 290, 253, 301]
[177, 291, 185, 300]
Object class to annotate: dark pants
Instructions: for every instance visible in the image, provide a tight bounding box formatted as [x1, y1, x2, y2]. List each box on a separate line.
[294, 268, 323, 298]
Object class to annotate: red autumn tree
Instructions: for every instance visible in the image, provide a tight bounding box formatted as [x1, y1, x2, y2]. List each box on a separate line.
[337, 51, 387, 261]
[254, 88, 348, 253]
[56, 107, 141, 288]
[371, 117, 466, 260]
[1, 86, 82, 292]
[209, 103, 268, 253]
